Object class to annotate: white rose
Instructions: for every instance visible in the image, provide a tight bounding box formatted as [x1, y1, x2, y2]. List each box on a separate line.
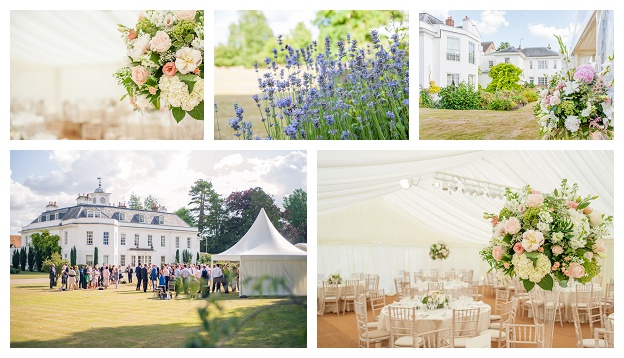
[164, 14, 175, 27]
[584, 251, 594, 260]
[134, 94, 153, 111]
[150, 31, 172, 53]
[131, 34, 151, 61]
[522, 230, 544, 252]
[175, 10, 196, 21]
[175, 47, 202, 74]
[588, 210, 603, 226]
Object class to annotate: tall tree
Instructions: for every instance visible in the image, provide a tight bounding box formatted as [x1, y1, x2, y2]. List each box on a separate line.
[128, 192, 144, 210]
[226, 187, 282, 234]
[143, 195, 160, 211]
[20, 247, 27, 271]
[188, 179, 226, 254]
[94, 247, 99, 266]
[314, 10, 406, 46]
[497, 41, 511, 51]
[12, 250, 20, 270]
[70, 245, 77, 267]
[226, 10, 274, 67]
[175, 207, 197, 227]
[27, 246, 35, 271]
[282, 189, 307, 243]
[285, 22, 313, 50]
[175, 249, 180, 264]
[31, 230, 61, 271]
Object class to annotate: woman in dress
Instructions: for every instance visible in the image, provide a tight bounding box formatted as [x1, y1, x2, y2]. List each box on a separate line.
[68, 266, 77, 290]
[86, 266, 92, 288]
[92, 266, 100, 289]
[102, 265, 110, 289]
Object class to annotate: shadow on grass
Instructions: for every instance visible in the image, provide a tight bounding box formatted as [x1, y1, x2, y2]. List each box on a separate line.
[11, 302, 306, 348]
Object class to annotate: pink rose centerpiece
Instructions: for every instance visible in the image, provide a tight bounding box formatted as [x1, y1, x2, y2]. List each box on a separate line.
[534, 35, 613, 140]
[480, 179, 612, 291]
[114, 10, 204, 122]
[429, 242, 450, 260]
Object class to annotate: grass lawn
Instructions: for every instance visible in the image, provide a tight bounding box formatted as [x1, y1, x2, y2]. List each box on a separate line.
[419, 104, 541, 140]
[10, 277, 306, 348]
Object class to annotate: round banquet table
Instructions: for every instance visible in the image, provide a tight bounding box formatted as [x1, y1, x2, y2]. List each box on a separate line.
[409, 280, 469, 298]
[317, 280, 365, 314]
[558, 284, 603, 322]
[377, 298, 491, 335]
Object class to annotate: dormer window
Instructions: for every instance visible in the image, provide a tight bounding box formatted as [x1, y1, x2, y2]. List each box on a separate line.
[87, 210, 101, 218]
[139, 214, 145, 223]
[158, 216, 164, 225]
[119, 212, 126, 222]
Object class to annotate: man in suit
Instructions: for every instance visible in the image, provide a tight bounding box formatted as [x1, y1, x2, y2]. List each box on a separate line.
[49, 264, 57, 289]
[211, 264, 223, 293]
[136, 263, 142, 291]
[141, 264, 148, 292]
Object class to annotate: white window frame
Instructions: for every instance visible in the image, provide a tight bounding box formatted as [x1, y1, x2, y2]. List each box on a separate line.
[529, 77, 535, 85]
[529, 61, 533, 69]
[447, 73, 460, 86]
[103, 232, 109, 246]
[55, 213, 59, 220]
[176, 236, 180, 248]
[86, 231, 93, 245]
[64, 232, 68, 245]
[120, 233, 126, 246]
[120, 255, 126, 266]
[538, 77, 548, 86]
[158, 216, 164, 225]
[504, 57, 510, 64]
[553, 61, 557, 69]
[161, 256, 166, 264]
[103, 255, 109, 265]
[187, 237, 191, 249]
[134, 234, 140, 247]
[161, 235, 166, 247]
[468, 74, 475, 86]
[538, 60, 548, 69]
[446, 37, 460, 61]
[148, 235, 153, 247]
[86, 255, 93, 266]
[468, 42, 475, 64]
[119, 213, 125, 222]
[139, 214, 145, 223]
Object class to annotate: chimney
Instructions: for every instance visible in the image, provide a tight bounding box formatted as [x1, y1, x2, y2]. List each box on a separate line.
[46, 201, 58, 211]
[518, 44, 522, 50]
[445, 16, 454, 27]
[118, 202, 126, 208]
[547, 44, 551, 50]
[151, 204, 159, 212]
[159, 206, 168, 213]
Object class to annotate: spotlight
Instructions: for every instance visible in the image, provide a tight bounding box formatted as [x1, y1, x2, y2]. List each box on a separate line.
[399, 179, 412, 190]
[433, 181, 440, 188]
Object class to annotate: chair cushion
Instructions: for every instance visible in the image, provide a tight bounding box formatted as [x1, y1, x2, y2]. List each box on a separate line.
[361, 329, 390, 340]
[367, 321, 379, 330]
[490, 314, 501, 321]
[582, 338, 605, 348]
[453, 337, 470, 347]
[480, 329, 506, 339]
[394, 336, 423, 347]
[489, 321, 502, 329]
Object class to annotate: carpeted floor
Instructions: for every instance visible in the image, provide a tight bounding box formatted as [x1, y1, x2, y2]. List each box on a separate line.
[317, 288, 600, 348]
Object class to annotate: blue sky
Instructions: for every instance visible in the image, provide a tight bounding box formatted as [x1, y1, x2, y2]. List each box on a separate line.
[425, 10, 582, 49]
[10, 150, 307, 234]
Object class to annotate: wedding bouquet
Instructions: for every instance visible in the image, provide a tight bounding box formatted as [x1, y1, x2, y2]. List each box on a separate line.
[429, 242, 449, 260]
[114, 10, 204, 122]
[534, 35, 613, 139]
[327, 274, 342, 284]
[421, 290, 449, 309]
[480, 179, 612, 291]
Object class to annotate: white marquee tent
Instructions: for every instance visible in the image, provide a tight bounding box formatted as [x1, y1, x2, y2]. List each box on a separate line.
[317, 150, 614, 294]
[213, 208, 307, 297]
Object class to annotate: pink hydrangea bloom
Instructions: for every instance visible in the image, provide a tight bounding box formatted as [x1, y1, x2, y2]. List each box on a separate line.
[573, 64, 595, 83]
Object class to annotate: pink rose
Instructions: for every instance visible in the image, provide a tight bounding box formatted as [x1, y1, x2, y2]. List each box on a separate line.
[567, 201, 578, 209]
[532, 190, 541, 194]
[568, 262, 586, 278]
[552, 262, 560, 271]
[538, 247, 544, 253]
[148, 87, 157, 95]
[583, 206, 593, 215]
[551, 245, 564, 255]
[503, 217, 521, 235]
[492, 246, 504, 261]
[131, 66, 149, 86]
[491, 215, 499, 226]
[513, 242, 524, 255]
[526, 193, 544, 208]
[175, 10, 196, 21]
[592, 239, 606, 254]
[584, 252, 594, 260]
[128, 28, 137, 41]
[150, 31, 172, 53]
[163, 62, 177, 77]
[503, 262, 510, 269]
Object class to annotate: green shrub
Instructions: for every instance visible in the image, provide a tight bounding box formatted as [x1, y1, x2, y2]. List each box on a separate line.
[437, 82, 482, 110]
[419, 88, 435, 108]
[521, 89, 539, 102]
[486, 63, 523, 92]
[10, 267, 21, 274]
[488, 97, 514, 111]
[41, 252, 70, 278]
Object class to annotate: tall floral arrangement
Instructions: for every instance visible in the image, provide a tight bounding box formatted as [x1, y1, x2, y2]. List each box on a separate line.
[534, 35, 613, 140]
[480, 179, 612, 291]
[114, 10, 204, 122]
[429, 242, 449, 260]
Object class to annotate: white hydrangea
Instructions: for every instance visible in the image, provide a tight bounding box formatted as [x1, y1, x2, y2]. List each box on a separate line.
[537, 222, 550, 233]
[159, 75, 203, 112]
[146, 10, 173, 28]
[567, 208, 590, 248]
[564, 115, 580, 132]
[512, 253, 551, 283]
[550, 232, 564, 244]
[538, 211, 553, 224]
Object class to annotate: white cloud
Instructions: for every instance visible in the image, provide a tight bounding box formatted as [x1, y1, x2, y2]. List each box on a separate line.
[474, 10, 508, 35]
[214, 154, 244, 171]
[528, 22, 575, 44]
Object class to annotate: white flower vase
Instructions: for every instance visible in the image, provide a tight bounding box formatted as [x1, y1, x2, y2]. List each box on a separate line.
[167, 111, 204, 140]
[527, 285, 560, 348]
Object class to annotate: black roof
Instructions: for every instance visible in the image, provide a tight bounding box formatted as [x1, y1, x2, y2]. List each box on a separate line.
[31, 204, 191, 227]
[419, 13, 444, 25]
[521, 47, 561, 57]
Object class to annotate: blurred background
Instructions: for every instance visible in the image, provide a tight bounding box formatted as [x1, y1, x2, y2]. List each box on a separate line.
[10, 10, 203, 140]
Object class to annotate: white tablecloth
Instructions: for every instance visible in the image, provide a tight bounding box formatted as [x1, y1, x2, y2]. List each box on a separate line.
[377, 298, 491, 335]
[409, 280, 469, 298]
[317, 280, 365, 314]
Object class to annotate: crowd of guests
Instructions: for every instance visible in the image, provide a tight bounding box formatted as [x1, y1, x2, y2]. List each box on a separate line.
[50, 262, 239, 296]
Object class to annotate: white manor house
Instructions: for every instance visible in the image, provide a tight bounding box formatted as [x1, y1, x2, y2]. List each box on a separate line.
[419, 12, 563, 90]
[19, 180, 199, 267]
